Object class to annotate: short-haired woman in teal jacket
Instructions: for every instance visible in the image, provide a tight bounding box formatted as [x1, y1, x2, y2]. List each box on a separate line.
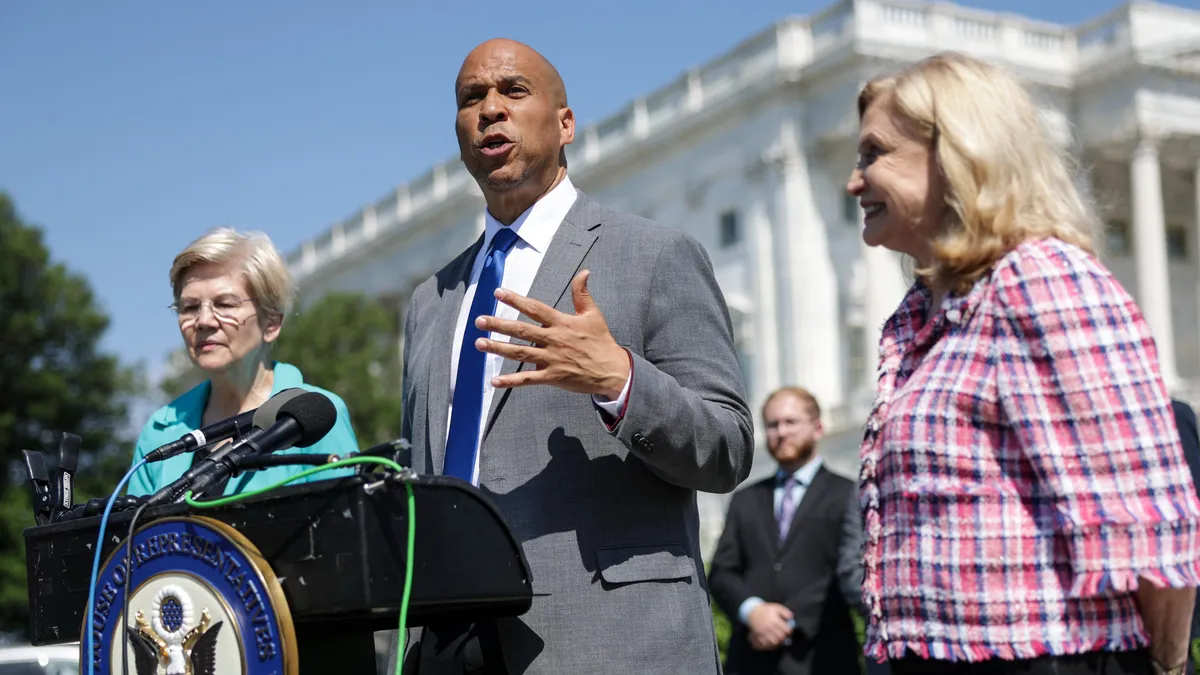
[128, 227, 358, 498]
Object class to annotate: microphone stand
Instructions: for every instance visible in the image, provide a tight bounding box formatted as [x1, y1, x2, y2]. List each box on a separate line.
[235, 453, 339, 469]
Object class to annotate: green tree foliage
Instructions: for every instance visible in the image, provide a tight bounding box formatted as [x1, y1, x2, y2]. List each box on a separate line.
[272, 292, 402, 448]
[159, 291, 403, 449]
[0, 192, 142, 635]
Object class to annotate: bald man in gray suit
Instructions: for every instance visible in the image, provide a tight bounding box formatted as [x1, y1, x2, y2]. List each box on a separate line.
[389, 38, 755, 674]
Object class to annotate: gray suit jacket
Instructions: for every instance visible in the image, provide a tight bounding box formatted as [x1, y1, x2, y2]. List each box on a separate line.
[391, 189, 755, 674]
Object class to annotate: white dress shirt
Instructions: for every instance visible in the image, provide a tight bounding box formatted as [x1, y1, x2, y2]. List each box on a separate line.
[447, 175, 631, 486]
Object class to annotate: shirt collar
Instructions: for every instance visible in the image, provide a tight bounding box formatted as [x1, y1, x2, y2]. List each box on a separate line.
[882, 270, 990, 364]
[779, 456, 823, 486]
[482, 174, 577, 254]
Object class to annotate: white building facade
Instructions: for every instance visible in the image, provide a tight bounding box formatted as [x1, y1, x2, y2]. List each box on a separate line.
[286, 0, 1200, 556]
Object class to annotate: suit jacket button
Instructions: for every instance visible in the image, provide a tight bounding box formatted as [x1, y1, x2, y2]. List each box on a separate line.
[773, 563, 782, 572]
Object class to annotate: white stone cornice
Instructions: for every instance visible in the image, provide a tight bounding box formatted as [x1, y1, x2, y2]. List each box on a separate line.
[286, 0, 1200, 287]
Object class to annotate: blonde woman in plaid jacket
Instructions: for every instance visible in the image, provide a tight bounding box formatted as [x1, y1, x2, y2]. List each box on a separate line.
[847, 52, 1200, 675]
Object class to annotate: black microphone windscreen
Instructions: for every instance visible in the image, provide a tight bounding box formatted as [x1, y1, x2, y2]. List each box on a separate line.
[252, 388, 307, 430]
[277, 392, 338, 448]
[58, 433, 80, 472]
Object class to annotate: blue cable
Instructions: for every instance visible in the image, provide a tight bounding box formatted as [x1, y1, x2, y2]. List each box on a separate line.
[83, 458, 147, 675]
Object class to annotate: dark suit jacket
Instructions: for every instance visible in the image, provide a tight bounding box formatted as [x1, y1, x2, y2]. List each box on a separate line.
[1171, 399, 1200, 645]
[708, 465, 864, 675]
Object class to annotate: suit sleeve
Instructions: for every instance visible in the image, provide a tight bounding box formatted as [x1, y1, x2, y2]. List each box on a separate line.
[834, 486, 867, 614]
[399, 301, 416, 465]
[605, 231, 754, 493]
[1172, 400, 1200, 494]
[708, 493, 752, 619]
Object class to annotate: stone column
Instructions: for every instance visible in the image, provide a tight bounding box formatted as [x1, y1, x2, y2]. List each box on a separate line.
[860, 210, 909, 383]
[766, 118, 844, 408]
[1130, 136, 1178, 388]
[743, 188, 782, 408]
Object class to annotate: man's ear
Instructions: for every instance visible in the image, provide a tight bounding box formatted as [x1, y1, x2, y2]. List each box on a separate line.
[559, 107, 575, 146]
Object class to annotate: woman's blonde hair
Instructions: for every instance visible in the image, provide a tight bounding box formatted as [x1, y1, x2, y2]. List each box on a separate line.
[857, 52, 1100, 293]
[169, 227, 295, 320]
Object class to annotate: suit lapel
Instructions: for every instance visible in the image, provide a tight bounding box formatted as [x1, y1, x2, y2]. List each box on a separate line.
[428, 235, 484, 475]
[779, 466, 833, 554]
[482, 193, 599, 440]
[757, 480, 781, 552]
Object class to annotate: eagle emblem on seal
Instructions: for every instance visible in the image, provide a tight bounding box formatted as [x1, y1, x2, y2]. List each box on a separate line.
[126, 585, 223, 675]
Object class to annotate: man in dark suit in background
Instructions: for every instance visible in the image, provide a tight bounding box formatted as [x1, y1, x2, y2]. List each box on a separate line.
[1171, 398, 1200, 669]
[709, 386, 870, 675]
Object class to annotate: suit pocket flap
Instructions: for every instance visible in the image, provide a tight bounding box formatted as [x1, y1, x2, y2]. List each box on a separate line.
[595, 544, 695, 585]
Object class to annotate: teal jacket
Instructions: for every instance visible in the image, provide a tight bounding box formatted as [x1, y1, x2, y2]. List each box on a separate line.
[127, 362, 359, 497]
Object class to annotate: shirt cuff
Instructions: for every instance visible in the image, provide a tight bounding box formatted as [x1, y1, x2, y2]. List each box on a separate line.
[592, 349, 633, 429]
[738, 597, 764, 625]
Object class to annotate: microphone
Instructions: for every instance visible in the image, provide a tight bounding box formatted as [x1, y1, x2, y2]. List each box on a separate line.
[232, 452, 339, 470]
[51, 432, 80, 512]
[143, 391, 336, 506]
[250, 388, 309, 431]
[21, 450, 53, 525]
[141, 389, 309, 507]
[141, 429, 267, 507]
[143, 410, 255, 463]
[142, 387, 305, 463]
[183, 392, 338, 499]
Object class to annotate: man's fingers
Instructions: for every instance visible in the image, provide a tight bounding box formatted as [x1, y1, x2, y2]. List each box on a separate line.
[570, 270, 595, 314]
[753, 630, 783, 651]
[495, 288, 558, 325]
[476, 315, 551, 345]
[750, 633, 772, 651]
[491, 368, 556, 390]
[476, 338, 548, 366]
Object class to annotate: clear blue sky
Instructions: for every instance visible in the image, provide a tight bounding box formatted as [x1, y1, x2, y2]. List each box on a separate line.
[0, 0, 1188, 393]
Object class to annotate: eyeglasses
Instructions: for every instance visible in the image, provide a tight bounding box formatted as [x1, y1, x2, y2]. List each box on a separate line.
[169, 297, 254, 324]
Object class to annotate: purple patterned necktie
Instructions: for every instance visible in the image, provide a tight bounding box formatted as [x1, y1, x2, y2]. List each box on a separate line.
[778, 474, 799, 543]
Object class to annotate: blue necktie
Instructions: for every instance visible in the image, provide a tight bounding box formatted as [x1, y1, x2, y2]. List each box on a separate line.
[444, 227, 519, 481]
